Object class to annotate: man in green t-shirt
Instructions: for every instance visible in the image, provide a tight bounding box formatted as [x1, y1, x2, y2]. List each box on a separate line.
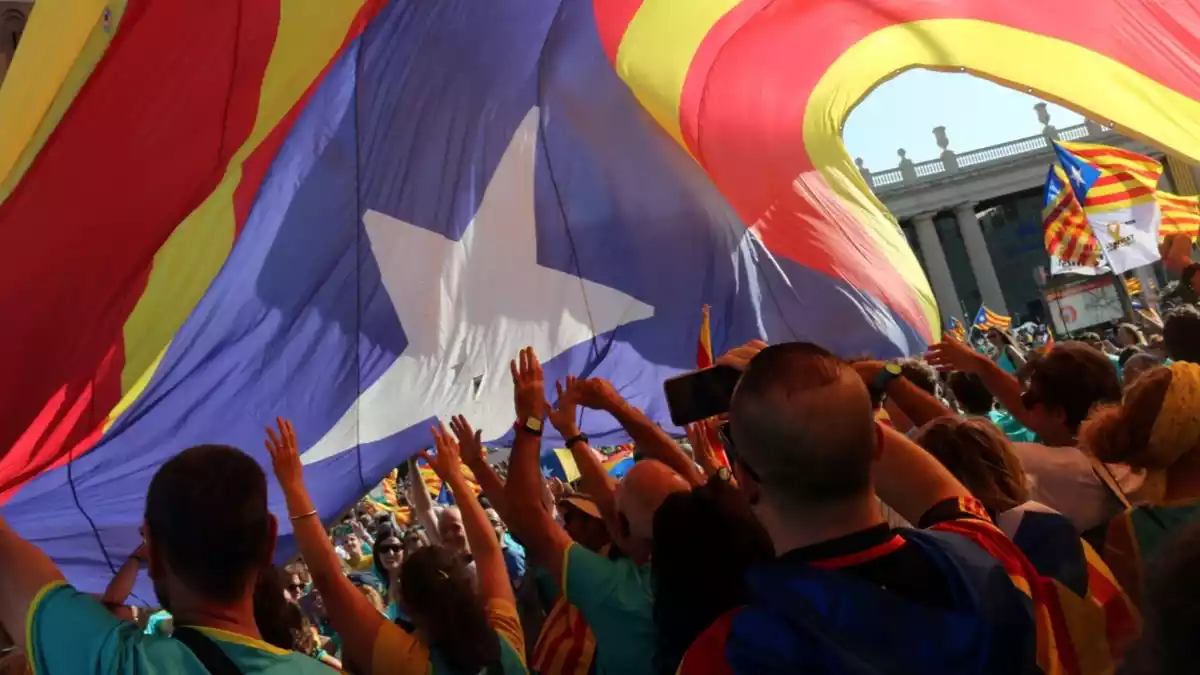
[0, 445, 335, 674]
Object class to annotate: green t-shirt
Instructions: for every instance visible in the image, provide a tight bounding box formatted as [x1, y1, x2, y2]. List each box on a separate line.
[563, 543, 655, 675]
[28, 583, 335, 674]
[988, 409, 1039, 443]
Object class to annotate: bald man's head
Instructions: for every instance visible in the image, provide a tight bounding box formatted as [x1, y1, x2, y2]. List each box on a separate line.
[729, 343, 877, 512]
[615, 460, 690, 547]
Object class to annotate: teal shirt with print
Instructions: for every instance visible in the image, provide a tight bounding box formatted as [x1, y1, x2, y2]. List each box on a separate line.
[28, 583, 335, 674]
[563, 543, 655, 675]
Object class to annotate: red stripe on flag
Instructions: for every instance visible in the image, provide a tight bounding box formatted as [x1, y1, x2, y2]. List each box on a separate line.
[1084, 185, 1155, 206]
[0, 0, 281, 499]
[592, 0, 646, 65]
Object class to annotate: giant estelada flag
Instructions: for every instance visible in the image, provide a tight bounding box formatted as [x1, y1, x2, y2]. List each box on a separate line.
[0, 0, 932, 596]
[8, 0, 1200, 596]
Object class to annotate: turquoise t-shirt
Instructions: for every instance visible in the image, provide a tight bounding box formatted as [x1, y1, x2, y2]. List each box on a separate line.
[987, 410, 1039, 443]
[563, 543, 655, 675]
[143, 610, 172, 636]
[28, 583, 335, 674]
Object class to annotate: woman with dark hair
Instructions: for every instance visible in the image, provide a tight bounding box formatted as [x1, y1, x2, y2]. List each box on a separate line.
[368, 526, 404, 594]
[266, 418, 527, 674]
[254, 565, 343, 669]
[986, 327, 1026, 374]
[652, 475, 774, 675]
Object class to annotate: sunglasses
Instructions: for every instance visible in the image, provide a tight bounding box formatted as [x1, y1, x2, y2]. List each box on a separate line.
[718, 422, 760, 482]
[378, 544, 402, 555]
[287, 583, 306, 594]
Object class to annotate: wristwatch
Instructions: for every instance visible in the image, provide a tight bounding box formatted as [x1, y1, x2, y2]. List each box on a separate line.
[869, 362, 903, 407]
[517, 417, 544, 436]
[565, 432, 589, 447]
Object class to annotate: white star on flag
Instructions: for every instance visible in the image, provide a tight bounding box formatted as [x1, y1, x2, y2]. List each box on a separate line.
[1070, 165, 1086, 188]
[301, 108, 656, 465]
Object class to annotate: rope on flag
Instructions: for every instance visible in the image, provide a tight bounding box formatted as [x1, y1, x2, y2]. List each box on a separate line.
[1157, 192, 1200, 241]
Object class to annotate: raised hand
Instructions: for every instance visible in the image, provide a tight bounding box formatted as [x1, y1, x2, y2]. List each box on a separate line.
[510, 346, 545, 422]
[547, 376, 581, 436]
[925, 333, 987, 373]
[265, 417, 305, 491]
[716, 339, 769, 372]
[449, 414, 486, 468]
[421, 422, 464, 482]
[570, 378, 623, 411]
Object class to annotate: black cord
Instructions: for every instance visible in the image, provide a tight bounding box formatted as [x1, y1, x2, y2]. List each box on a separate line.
[353, 39, 366, 492]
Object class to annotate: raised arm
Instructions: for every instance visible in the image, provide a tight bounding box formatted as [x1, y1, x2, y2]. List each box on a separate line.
[575, 378, 705, 488]
[423, 424, 515, 611]
[101, 541, 147, 607]
[851, 360, 957, 429]
[926, 336, 1033, 430]
[407, 455, 443, 544]
[452, 415, 511, 523]
[547, 377, 617, 520]
[0, 515, 66, 649]
[503, 348, 574, 583]
[265, 419, 387, 671]
[872, 424, 972, 525]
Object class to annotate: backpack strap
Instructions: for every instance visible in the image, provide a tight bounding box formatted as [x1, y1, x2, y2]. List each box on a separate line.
[173, 627, 246, 675]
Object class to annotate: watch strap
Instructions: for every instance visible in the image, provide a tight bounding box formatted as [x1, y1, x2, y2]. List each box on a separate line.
[869, 363, 903, 407]
[564, 433, 589, 448]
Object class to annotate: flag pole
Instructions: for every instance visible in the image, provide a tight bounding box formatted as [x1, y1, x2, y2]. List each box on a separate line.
[967, 302, 984, 342]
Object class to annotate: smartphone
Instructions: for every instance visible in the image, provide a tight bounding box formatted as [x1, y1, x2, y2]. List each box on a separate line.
[663, 365, 742, 426]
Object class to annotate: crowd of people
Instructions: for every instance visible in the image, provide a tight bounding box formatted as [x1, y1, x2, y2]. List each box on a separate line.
[4, 304, 1200, 674]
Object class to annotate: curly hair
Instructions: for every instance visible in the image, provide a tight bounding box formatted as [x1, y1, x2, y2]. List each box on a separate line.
[399, 545, 499, 673]
[1079, 366, 1172, 467]
[896, 358, 940, 397]
[914, 417, 1029, 514]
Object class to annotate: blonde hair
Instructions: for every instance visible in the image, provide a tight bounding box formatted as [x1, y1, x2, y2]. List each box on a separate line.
[914, 417, 1029, 514]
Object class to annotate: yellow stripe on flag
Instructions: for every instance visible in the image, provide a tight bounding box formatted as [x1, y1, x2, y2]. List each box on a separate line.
[106, 0, 369, 428]
[616, 0, 739, 146]
[0, 0, 129, 200]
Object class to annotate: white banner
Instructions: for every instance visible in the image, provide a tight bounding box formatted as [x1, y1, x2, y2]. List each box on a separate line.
[1086, 200, 1162, 274]
[1049, 254, 1108, 277]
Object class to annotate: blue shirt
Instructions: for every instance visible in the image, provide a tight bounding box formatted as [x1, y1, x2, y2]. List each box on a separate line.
[28, 583, 335, 674]
[563, 543, 655, 675]
[501, 532, 527, 586]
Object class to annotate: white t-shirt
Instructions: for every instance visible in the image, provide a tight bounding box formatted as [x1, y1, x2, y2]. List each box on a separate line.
[1012, 443, 1144, 532]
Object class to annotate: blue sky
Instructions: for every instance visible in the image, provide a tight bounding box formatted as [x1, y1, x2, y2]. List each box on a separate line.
[843, 69, 1084, 172]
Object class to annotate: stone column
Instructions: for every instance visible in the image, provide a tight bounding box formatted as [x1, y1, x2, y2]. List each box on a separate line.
[954, 202, 1008, 314]
[912, 212, 964, 324]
